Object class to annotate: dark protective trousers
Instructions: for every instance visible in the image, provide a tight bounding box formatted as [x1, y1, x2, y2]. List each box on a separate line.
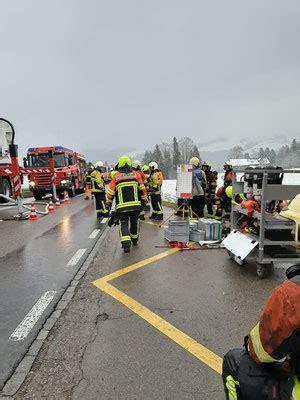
[150, 193, 163, 217]
[93, 192, 109, 217]
[222, 349, 295, 399]
[205, 195, 214, 215]
[118, 211, 140, 248]
[190, 195, 205, 218]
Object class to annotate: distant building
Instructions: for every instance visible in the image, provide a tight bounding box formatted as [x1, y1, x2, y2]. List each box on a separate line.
[229, 158, 270, 167]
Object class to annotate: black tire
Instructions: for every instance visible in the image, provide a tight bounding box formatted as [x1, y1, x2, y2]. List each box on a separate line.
[256, 262, 272, 279]
[227, 250, 234, 260]
[68, 181, 76, 198]
[33, 191, 43, 201]
[0, 178, 12, 203]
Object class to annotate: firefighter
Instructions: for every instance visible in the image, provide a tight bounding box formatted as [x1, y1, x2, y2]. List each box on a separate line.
[106, 156, 147, 253]
[222, 264, 300, 399]
[142, 165, 151, 214]
[224, 161, 234, 186]
[202, 161, 217, 216]
[189, 157, 207, 218]
[91, 161, 109, 218]
[132, 160, 148, 221]
[84, 164, 94, 200]
[215, 185, 232, 220]
[149, 161, 164, 220]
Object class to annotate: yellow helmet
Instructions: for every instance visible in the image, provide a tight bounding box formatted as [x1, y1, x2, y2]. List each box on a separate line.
[202, 160, 211, 167]
[117, 155, 131, 168]
[142, 165, 150, 173]
[189, 157, 200, 167]
[132, 160, 141, 169]
[225, 186, 233, 199]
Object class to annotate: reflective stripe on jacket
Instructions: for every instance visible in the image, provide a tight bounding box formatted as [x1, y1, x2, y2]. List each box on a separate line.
[106, 169, 147, 212]
[91, 170, 105, 193]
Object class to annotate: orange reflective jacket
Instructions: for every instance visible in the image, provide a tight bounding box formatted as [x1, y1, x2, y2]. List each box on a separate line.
[106, 169, 147, 212]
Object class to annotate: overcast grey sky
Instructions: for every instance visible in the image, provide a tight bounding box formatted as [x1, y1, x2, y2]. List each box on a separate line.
[1, 0, 300, 161]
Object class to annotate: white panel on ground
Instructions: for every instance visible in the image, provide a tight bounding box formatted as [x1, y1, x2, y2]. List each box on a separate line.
[10, 291, 57, 341]
[222, 230, 258, 260]
[101, 218, 109, 224]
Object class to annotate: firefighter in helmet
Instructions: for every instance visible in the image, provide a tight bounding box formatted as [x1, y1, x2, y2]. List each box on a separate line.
[132, 160, 149, 220]
[189, 157, 207, 218]
[223, 264, 300, 399]
[91, 162, 109, 218]
[106, 156, 147, 253]
[224, 161, 234, 186]
[149, 161, 164, 220]
[202, 161, 217, 216]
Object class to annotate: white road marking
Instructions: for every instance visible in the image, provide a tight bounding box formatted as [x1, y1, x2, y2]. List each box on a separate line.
[10, 291, 57, 341]
[89, 229, 100, 239]
[67, 248, 87, 267]
[101, 218, 109, 224]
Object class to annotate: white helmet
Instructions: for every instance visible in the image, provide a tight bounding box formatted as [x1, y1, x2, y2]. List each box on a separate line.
[95, 161, 104, 169]
[132, 160, 141, 169]
[149, 161, 158, 170]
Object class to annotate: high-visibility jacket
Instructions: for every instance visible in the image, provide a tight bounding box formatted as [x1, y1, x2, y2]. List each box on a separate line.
[158, 171, 163, 186]
[106, 168, 147, 213]
[91, 170, 105, 193]
[248, 276, 300, 364]
[133, 170, 149, 192]
[150, 170, 162, 195]
[85, 171, 91, 184]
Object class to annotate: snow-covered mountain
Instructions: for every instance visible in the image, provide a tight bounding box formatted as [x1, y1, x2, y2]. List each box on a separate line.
[198, 133, 300, 153]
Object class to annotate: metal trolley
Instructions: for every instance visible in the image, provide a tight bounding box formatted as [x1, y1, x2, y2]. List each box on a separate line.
[230, 168, 300, 278]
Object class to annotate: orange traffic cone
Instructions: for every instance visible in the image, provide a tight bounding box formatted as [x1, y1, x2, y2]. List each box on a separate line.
[63, 190, 70, 204]
[55, 195, 61, 208]
[48, 198, 55, 213]
[28, 203, 38, 221]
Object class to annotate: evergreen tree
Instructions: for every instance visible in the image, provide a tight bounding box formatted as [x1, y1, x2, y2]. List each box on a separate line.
[163, 149, 172, 179]
[291, 138, 298, 152]
[269, 149, 277, 165]
[172, 137, 181, 169]
[264, 147, 271, 160]
[244, 152, 250, 159]
[191, 145, 201, 163]
[152, 144, 164, 169]
[142, 150, 153, 165]
[258, 147, 265, 159]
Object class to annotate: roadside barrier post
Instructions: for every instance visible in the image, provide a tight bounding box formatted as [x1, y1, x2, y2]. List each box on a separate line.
[48, 150, 57, 202]
[9, 143, 23, 215]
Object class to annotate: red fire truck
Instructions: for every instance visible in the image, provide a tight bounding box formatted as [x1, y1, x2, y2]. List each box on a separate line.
[25, 146, 87, 200]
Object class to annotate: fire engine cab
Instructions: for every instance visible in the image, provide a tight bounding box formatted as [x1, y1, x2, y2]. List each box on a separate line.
[25, 146, 87, 200]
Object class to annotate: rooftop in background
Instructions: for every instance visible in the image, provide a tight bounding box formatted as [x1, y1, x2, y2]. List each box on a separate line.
[229, 158, 270, 167]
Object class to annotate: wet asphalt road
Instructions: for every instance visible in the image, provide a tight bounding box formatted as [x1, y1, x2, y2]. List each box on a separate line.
[0, 195, 107, 389]
[14, 215, 288, 399]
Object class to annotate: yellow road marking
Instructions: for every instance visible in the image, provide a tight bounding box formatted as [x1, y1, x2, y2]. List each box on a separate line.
[92, 248, 178, 284]
[92, 243, 223, 375]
